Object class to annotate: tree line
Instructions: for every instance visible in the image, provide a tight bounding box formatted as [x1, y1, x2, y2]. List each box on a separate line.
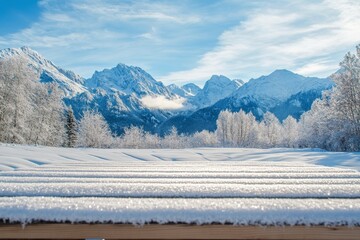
[0, 46, 359, 151]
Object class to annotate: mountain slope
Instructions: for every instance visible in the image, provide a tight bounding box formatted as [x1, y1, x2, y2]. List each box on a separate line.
[0, 47, 86, 96]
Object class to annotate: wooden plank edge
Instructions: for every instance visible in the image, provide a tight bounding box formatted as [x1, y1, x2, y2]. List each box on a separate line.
[0, 223, 359, 240]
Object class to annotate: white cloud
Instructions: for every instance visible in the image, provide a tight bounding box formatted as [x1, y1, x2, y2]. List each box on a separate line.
[42, 13, 73, 22]
[140, 95, 186, 110]
[159, 0, 360, 84]
[71, 1, 200, 24]
[295, 59, 338, 77]
[138, 27, 163, 43]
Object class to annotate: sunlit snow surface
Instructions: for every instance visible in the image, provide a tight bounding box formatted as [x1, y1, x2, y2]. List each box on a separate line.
[0, 144, 359, 225]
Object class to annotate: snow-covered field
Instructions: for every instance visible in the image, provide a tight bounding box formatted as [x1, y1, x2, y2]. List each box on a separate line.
[0, 144, 359, 225]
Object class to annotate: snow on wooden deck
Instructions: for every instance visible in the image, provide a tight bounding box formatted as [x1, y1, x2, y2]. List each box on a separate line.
[0, 144, 359, 225]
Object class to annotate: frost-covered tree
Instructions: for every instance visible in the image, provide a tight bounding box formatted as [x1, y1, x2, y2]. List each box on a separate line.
[121, 126, 146, 148]
[191, 130, 218, 147]
[161, 127, 186, 148]
[298, 98, 330, 149]
[65, 107, 77, 148]
[329, 45, 360, 151]
[28, 83, 65, 146]
[259, 112, 281, 147]
[216, 110, 234, 146]
[0, 57, 36, 143]
[299, 45, 360, 151]
[0, 57, 66, 146]
[281, 116, 299, 148]
[233, 110, 259, 147]
[77, 110, 113, 148]
[216, 110, 260, 147]
[333, 46, 360, 127]
[115, 126, 161, 149]
[143, 131, 161, 149]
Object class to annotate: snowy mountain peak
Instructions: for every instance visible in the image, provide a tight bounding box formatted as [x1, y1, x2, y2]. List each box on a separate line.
[168, 83, 201, 98]
[268, 69, 303, 80]
[2, 46, 56, 69]
[0, 46, 86, 96]
[233, 69, 333, 104]
[208, 75, 232, 84]
[190, 75, 243, 108]
[20, 46, 44, 59]
[271, 69, 295, 75]
[113, 63, 155, 81]
[86, 63, 172, 98]
[182, 83, 201, 96]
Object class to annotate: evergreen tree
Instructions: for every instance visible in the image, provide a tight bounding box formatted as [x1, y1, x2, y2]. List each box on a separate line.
[65, 107, 77, 148]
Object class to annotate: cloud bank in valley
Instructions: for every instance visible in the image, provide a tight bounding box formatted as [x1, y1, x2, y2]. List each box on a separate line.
[140, 95, 186, 110]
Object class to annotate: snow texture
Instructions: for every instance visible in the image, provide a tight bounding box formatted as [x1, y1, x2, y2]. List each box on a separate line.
[1, 197, 359, 226]
[0, 144, 359, 225]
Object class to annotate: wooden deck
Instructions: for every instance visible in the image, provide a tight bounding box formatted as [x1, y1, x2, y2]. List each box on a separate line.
[1, 223, 360, 240]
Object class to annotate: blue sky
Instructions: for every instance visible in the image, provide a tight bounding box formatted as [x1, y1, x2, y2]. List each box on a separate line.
[0, 0, 360, 86]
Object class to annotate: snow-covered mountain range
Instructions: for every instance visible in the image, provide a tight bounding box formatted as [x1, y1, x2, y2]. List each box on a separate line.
[0, 47, 333, 135]
[159, 70, 333, 134]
